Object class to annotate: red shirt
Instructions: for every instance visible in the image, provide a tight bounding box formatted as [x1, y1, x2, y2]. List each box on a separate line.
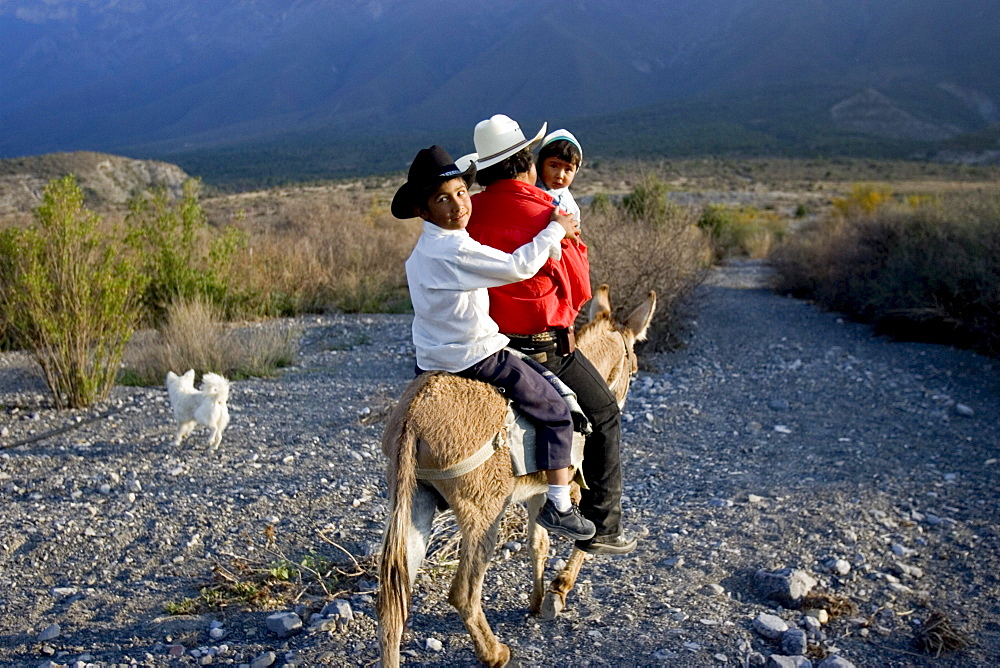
[467, 179, 592, 334]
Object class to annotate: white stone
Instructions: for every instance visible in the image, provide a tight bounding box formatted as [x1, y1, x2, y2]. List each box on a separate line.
[425, 637, 443, 652]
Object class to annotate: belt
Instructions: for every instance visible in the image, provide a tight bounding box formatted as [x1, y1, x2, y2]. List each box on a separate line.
[505, 330, 559, 343]
[504, 326, 575, 359]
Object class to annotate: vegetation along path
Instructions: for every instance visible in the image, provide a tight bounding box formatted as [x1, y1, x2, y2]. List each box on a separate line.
[0, 261, 997, 667]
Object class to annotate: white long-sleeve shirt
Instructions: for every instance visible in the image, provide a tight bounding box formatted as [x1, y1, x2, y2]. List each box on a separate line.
[544, 187, 581, 227]
[405, 220, 564, 372]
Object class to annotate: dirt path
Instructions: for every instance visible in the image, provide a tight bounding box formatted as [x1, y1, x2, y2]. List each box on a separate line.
[0, 261, 997, 667]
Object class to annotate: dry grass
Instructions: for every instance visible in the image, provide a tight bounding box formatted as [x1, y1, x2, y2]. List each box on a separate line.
[585, 200, 711, 350]
[914, 610, 973, 657]
[121, 296, 300, 385]
[772, 186, 1000, 356]
[207, 188, 421, 316]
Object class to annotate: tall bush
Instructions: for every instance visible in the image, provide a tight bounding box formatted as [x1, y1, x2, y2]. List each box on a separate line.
[586, 185, 711, 350]
[772, 188, 1000, 356]
[0, 175, 147, 408]
[126, 179, 246, 323]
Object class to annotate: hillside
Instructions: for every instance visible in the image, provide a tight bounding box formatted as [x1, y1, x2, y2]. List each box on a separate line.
[0, 152, 190, 216]
[1, 0, 999, 173]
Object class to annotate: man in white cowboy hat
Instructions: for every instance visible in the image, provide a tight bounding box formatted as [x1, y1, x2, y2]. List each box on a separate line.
[467, 114, 638, 555]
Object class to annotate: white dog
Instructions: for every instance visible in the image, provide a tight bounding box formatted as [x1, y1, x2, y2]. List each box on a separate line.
[165, 369, 231, 448]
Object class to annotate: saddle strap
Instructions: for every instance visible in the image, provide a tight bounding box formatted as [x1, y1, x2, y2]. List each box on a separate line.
[414, 432, 504, 480]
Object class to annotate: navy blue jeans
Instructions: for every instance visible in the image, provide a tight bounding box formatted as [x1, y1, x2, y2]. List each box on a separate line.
[420, 350, 574, 470]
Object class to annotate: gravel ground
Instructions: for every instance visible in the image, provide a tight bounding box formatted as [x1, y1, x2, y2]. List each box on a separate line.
[1, 260, 998, 668]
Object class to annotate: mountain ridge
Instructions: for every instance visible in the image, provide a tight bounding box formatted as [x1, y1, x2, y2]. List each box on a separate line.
[2, 0, 999, 175]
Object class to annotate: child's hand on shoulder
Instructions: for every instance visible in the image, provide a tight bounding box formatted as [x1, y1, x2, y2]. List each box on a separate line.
[551, 208, 581, 243]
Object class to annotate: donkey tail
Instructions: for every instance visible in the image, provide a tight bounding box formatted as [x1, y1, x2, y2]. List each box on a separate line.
[377, 410, 418, 668]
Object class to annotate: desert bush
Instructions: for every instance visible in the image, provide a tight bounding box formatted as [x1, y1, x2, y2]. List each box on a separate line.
[698, 203, 788, 259]
[0, 175, 146, 408]
[831, 183, 894, 217]
[620, 175, 685, 229]
[586, 189, 711, 350]
[126, 179, 246, 323]
[773, 188, 1000, 355]
[121, 296, 300, 385]
[233, 193, 420, 315]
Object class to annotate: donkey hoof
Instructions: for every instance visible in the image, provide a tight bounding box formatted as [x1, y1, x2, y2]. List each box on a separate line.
[490, 643, 512, 668]
[540, 591, 565, 620]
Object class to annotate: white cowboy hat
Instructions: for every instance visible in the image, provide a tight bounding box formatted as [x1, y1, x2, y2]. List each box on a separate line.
[473, 115, 547, 169]
[454, 152, 478, 173]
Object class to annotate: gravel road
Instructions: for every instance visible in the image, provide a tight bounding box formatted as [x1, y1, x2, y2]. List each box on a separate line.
[1, 260, 998, 668]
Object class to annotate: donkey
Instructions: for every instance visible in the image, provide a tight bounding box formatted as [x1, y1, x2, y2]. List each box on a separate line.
[377, 285, 656, 667]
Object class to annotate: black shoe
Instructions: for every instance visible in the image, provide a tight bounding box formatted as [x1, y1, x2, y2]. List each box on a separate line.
[537, 499, 597, 541]
[575, 532, 638, 555]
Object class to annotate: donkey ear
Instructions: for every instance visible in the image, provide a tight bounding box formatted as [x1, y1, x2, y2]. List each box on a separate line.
[623, 291, 657, 341]
[589, 284, 612, 321]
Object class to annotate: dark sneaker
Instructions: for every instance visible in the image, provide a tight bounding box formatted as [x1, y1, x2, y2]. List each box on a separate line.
[537, 499, 597, 541]
[575, 532, 638, 555]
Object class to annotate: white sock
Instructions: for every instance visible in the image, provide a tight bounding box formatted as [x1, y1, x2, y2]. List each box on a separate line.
[547, 484, 572, 512]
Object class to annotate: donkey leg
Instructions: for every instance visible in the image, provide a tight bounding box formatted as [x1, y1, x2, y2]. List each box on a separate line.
[540, 546, 589, 621]
[405, 484, 438, 585]
[524, 493, 551, 615]
[448, 502, 510, 668]
[377, 484, 438, 668]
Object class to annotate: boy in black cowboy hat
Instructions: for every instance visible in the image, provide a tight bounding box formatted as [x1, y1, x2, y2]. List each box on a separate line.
[394, 145, 595, 541]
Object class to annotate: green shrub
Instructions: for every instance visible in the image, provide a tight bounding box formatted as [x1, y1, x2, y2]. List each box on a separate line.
[0, 176, 147, 408]
[620, 176, 684, 229]
[126, 179, 246, 323]
[772, 189, 1000, 355]
[698, 204, 788, 259]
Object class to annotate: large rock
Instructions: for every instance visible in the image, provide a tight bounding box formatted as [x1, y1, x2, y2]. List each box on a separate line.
[754, 568, 818, 608]
[265, 611, 302, 638]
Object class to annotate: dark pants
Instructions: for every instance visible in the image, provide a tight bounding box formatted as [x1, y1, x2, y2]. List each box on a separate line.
[426, 350, 574, 470]
[535, 348, 623, 539]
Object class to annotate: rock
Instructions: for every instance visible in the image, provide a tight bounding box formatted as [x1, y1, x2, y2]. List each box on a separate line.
[817, 656, 856, 668]
[209, 627, 226, 640]
[955, 403, 974, 417]
[781, 628, 808, 655]
[660, 556, 684, 569]
[825, 558, 851, 576]
[769, 398, 790, 411]
[265, 611, 302, 638]
[425, 637, 443, 652]
[321, 599, 354, 629]
[752, 613, 789, 639]
[37, 623, 61, 641]
[754, 568, 817, 608]
[766, 656, 812, 668]
[250, 651, 277, 668]
[748, 494, 766, 504]
[699, 583, 726, 596]
[805, 608, 829, 624]
[802, 615, 822, 633]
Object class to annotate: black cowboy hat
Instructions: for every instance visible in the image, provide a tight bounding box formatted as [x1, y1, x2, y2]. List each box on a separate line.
[391, 145, 477, 219]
